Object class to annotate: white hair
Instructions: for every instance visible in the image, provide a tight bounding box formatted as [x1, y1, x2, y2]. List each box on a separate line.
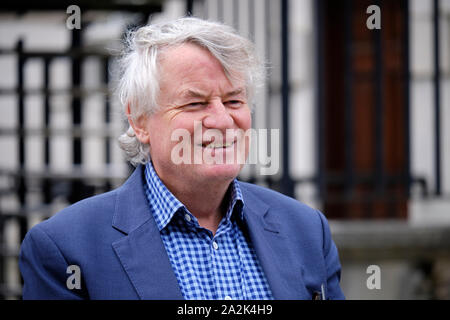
[116, 17, 265, 166]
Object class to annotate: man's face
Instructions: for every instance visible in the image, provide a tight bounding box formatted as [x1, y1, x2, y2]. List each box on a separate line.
[139, 43, 252, 189]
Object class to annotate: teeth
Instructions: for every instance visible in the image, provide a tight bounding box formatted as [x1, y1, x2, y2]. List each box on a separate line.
[205, 142, 234, 149]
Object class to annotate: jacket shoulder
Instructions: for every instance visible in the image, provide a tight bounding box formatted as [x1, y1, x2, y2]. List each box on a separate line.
[31, 189, 119, 240]
[238, 181, 318, 215]
[238, 180, 327, 237]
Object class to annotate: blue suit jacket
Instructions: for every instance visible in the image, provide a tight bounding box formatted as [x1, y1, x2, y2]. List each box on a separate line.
[19, 165, 345, 300]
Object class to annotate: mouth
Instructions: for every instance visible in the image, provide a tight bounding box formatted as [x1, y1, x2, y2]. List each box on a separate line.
[201, 140, 236, 149]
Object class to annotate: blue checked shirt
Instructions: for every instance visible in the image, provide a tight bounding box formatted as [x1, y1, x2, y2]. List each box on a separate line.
[143, 162, 273, 300]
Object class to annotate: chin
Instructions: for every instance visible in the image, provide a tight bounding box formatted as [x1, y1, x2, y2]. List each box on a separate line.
[196, 163, 242, 181]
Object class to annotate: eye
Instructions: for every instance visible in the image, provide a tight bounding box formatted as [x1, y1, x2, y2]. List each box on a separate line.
[186, 102, 207, 108]
[225, 100, 243, 108]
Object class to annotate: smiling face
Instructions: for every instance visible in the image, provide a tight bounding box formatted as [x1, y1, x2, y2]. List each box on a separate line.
[131, 43, 252, 192]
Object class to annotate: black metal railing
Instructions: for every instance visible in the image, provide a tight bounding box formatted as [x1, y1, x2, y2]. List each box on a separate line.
[0, 1, 162, 300]
[433, 0, 442, 196]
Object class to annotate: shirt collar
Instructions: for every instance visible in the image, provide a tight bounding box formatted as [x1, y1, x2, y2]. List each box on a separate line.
[143, 161, 244, 231]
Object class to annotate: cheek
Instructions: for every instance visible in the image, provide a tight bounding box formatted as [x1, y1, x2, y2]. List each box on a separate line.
[234, 107, 252, 130]
[170, 116, 197, 139]
[149, 116, 196, 153]
[146, 118, 172, 155]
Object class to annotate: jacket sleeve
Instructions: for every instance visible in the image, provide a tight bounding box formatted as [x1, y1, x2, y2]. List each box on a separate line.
[317, 210, 345, 300]
[19, 225, 84, 300]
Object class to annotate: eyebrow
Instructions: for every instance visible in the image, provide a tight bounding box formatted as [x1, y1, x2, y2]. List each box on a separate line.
[182, 89, 207, 99]
[224, 88, 245, 98]
[181, 88, 245, 100]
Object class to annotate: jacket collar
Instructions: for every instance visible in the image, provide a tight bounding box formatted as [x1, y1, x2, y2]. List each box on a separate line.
[111, 165, 152, 235]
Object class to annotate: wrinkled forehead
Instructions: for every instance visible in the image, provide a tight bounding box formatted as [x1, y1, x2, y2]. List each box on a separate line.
[158, 42, 247, 90]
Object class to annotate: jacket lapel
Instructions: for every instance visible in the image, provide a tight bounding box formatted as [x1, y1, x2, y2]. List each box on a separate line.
[240, 184, 310, 299]
[111, 166, 183, 300]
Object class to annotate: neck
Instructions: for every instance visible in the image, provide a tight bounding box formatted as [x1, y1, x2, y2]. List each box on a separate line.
[159, 173, 234, 235]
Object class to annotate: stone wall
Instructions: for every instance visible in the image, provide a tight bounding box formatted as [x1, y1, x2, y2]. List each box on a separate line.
[331, 220, 450, 299]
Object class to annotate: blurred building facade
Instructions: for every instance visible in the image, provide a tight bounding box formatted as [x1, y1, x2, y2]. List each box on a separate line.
[0, 0, 449, 299]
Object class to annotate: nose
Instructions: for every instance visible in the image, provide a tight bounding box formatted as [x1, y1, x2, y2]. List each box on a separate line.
[202, 100, 234, 129]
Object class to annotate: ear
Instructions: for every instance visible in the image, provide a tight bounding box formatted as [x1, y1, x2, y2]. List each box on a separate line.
[126, 104, 150, 145]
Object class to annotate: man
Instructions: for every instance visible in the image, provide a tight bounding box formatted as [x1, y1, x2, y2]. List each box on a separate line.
[19, 17, 345, 300]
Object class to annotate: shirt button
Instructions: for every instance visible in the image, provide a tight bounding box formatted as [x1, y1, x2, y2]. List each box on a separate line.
[212, 241, 219, 250]
[184, 214, 191, 222]
[224, 296, 232, 300]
